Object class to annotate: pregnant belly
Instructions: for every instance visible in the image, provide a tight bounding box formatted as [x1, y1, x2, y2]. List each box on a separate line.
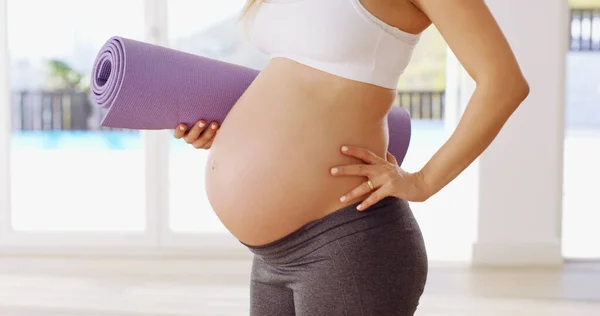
[206, 104, 391, 246]
[204, 61, 394, 246]
[206, 127, 386, 245]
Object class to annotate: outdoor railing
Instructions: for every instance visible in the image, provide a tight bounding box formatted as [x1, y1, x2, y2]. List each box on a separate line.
[570, 8, 600, 52]
[11, 89, 445, 132]
[395, 90, 445, 120]
[11, 90, 123, 132]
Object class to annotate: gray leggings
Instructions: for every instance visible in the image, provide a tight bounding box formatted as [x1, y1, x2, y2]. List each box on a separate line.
[244, 197, 428, 316]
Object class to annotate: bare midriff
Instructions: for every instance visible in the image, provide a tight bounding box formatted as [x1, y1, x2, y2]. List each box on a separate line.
[205, 58, 397, 246]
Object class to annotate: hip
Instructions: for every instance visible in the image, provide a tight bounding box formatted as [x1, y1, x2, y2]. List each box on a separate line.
[246, 197, 426, 263]
[249, 197, 428, 315]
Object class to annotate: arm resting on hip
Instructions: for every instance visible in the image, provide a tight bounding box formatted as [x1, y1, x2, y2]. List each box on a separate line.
[410, 0, 530, 199]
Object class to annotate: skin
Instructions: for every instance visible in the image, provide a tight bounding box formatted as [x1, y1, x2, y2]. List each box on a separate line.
[173, 0, 529, 245]
[173, 120, 219, 149]
[332, 0, 530, 210]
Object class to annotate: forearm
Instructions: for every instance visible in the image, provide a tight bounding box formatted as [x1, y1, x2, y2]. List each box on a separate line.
[418, 77, 529, 197]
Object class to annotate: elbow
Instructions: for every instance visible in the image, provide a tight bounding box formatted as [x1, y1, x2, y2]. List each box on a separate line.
[479, 69, 530, 109]
[513, 74, 530, 103]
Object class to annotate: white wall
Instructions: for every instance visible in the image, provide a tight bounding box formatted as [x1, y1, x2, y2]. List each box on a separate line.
[447, 0, 567, 266]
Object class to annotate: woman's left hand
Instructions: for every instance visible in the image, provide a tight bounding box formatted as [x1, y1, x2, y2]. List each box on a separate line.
[330, 145, 431, 211]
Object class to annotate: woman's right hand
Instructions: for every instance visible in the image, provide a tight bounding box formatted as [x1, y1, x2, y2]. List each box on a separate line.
[173, 120, 219, 149]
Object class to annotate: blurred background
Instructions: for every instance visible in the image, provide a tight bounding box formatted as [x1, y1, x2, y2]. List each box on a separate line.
[0, 0, 598, 315]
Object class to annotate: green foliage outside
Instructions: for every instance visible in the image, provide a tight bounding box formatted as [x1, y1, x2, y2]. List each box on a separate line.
[397, 26, 446, 91]
[570, 0, 600, 8]
[45, 59, 90, 91]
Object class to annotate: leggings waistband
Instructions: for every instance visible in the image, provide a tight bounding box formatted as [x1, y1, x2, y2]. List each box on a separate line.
[242, 197, 411, 264]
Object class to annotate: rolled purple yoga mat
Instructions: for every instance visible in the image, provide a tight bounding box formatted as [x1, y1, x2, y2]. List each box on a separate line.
[90, 36, 412, 163]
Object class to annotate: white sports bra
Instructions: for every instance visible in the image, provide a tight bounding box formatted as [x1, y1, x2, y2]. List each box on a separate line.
[247, 0, 422, 89]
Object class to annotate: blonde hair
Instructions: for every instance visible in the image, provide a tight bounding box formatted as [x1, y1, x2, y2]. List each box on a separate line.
[241, 0, 261, 18]
[238, 0, 262, 36]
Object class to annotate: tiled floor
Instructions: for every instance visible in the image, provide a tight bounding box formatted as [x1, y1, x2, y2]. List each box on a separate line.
[0, 260, 599, 315]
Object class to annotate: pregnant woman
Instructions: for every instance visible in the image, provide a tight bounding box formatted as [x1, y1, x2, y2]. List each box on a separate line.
[174, 0, 529, 315]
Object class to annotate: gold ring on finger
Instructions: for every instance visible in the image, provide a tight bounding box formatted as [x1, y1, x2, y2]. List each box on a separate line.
[367, 180, 374, 190]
